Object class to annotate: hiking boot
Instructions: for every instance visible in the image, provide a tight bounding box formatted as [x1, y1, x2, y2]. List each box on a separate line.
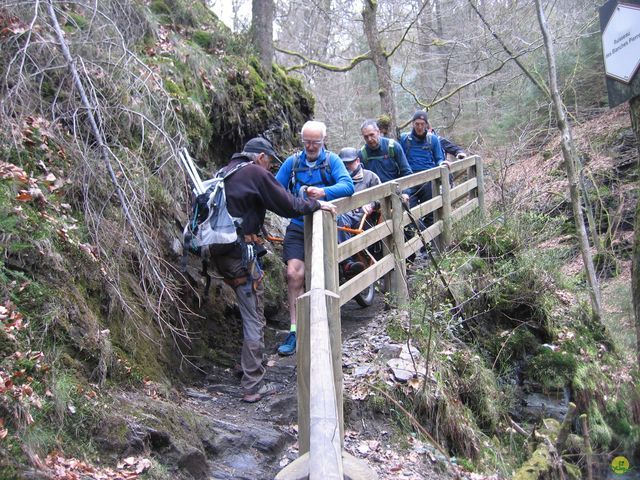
[242, 382, 278, 403]
[343, 261, 365, 277]
[278, 332, 296, 356]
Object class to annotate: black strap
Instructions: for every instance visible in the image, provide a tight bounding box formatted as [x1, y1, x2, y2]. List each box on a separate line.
[289, 153, 332, 191]
[202, 259, 212, 298]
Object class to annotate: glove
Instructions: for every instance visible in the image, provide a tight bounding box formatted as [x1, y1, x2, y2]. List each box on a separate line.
[456, 152, 467, 160]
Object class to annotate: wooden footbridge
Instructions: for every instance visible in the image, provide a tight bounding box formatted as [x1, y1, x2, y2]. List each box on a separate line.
[276, 156, 485, 480]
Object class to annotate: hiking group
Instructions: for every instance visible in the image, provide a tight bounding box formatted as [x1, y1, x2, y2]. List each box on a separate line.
[185, 112, 467, 403]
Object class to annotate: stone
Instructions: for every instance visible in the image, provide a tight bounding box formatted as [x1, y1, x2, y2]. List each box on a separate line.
[354, 365, 372, 377]
[177, 448, 209, 479]
[378, 344, 402, 360]
[387, 358, 417, 382]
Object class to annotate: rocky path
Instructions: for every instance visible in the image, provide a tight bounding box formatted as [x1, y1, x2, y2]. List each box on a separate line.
[180, 293, 473, 480]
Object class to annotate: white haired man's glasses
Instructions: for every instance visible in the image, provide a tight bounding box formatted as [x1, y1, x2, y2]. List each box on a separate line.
[302, 139, 323, 147]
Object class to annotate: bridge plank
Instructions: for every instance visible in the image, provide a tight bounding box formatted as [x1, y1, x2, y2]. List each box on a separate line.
[395, 168, 440, 190]
[451, 178, 478, 203]
[451, 198, 479, 222]
[332, 182, 397, 215]
[337, 218, 393, 262]
[449, 155, 478, 173]
[339, 254, 395, 306]
[401, 197, 443, 227]
[405, 221, 444, 256]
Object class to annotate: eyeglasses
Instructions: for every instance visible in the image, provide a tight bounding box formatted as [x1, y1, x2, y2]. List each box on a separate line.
[302, 139, 323, 147]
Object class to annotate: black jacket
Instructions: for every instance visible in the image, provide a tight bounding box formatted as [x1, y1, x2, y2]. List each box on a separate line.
[223, 154, 321, 235]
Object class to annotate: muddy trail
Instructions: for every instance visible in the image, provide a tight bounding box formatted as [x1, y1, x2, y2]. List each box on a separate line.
[179, 292, 451, 480]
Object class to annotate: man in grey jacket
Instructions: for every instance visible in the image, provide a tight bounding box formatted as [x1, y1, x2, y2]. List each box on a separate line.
[336, 147, 381, 275]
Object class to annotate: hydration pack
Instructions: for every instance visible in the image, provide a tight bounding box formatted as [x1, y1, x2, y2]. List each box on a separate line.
[287, 152, 334, 194]
[359, 138, 398, 165]
[183, 161, 250, 254]
[182, 162, 251, 296]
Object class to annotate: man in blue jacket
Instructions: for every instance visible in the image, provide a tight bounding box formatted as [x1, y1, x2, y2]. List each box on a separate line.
[400, 110, 449, 226]
[275, 120, 354, 355]
[359, 119, 412, 184]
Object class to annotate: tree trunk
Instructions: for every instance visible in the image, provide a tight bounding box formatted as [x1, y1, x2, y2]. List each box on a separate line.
[251, 0, 274, 72]
[362, 0, 398, 136]
[631, 95, 640, 370]
[534, 0, 602, 321]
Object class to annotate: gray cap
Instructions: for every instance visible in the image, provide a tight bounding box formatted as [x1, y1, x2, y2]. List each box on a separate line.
[338, 147, 359, 163]
[244, 137, 281, 163]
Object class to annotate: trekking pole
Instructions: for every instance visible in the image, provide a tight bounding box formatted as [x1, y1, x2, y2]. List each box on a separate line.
[179, 148, 205, 194]
[177, 149, 201, 194]
[399, 197, 464, 320]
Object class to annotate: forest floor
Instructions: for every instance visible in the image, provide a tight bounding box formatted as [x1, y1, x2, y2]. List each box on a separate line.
[179, 292, 487, 480]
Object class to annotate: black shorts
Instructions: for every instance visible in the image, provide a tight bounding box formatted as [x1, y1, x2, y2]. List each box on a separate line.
[282, 222, 305, 263]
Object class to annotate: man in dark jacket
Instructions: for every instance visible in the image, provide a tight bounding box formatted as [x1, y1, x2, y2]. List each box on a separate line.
[212, 137, 336, 403]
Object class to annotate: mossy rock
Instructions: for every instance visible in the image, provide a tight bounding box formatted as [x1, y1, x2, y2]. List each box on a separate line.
[458, 224, 520, 259]
[490, 327, 540, 367]
[512, 444, 553, 480]
[525, 347, 577, 391]
[150, 0, 171, 16]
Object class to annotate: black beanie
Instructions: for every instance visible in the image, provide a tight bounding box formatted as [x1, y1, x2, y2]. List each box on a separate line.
[412, 110, 428, 123]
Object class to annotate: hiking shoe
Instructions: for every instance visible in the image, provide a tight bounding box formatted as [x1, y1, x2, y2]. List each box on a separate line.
[278, 332, 296, 356]
[242, 382, 278, 403]
[343, 261, 365, 277]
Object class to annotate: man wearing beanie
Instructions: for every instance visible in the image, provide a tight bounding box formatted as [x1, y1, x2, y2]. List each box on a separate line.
[399, 110, 447, 226]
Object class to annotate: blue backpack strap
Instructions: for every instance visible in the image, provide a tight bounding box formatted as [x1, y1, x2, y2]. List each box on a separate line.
[400, 133, 410, 157]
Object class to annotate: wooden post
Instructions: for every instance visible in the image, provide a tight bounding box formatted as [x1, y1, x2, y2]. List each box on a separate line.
[296, 293, 311, 455]
[390, 184, 408, 307]
[580, 414, 594, 480]
[475, 156, 486, 218]
[322, 211, 343, 443]
[308, 212, 343, 479]
[298, 214, 313, 455]
[439, 165, 452, 248]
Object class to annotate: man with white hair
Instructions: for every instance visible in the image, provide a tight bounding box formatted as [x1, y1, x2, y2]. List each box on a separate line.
[274, 121, 354, 355]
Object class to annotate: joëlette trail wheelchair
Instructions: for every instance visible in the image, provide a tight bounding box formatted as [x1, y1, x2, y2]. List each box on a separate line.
[337, 211, 384, 308]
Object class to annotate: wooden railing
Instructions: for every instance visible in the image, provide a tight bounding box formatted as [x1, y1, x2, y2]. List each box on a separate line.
[276, 156, 484, 480]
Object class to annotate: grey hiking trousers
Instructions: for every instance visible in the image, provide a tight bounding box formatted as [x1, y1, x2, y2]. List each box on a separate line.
[211, 251, 266, 395]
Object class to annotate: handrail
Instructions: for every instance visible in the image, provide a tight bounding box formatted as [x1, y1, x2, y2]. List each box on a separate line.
[276, 155, 484, 480]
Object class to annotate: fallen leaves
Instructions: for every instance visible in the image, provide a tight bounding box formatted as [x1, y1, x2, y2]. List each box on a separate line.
[44, 453, 152, 480]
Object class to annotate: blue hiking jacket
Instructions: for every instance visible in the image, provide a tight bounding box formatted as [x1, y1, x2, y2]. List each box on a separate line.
[276, 148, 354, 226]
[399, 130, 444, 172]
[360, 137, 413, 184]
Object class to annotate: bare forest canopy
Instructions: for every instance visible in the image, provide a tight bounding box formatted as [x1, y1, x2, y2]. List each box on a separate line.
[251, 0, 609, 150]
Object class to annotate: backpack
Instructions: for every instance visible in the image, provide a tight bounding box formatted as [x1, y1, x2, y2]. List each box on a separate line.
[287, 152, 334, 193]
[359, 138, 397, 164]
[182, 161, 250, 295]
[400, 131, 435, 158]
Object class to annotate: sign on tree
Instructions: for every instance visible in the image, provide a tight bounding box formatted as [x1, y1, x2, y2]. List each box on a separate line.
[599, 0, 640, 107]
[601, 3, 640, 83]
